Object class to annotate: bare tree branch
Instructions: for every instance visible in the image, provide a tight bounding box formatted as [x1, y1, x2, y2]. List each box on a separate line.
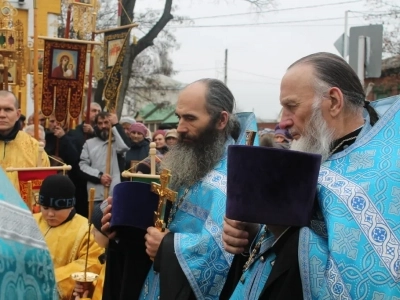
[121, 0, 136, 25]
[117, 0, 174, 117]
[364, 1, 400, 56]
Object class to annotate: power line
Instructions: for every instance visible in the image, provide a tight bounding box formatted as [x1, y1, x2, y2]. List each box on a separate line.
[230, 69, 281, 80]
[176, 68, 216, 72]
[229, 79, 279, 85]
[166, 11, 394, 29]
[185, 0, 363, 21]
[168, 16, 360, 28]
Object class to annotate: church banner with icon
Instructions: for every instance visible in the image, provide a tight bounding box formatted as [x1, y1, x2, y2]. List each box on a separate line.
[18, 169, 58, 213]
[41, 39, 88, 123]
[101, 25, 136, 111]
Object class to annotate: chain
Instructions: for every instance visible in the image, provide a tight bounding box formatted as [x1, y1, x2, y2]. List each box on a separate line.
[242, 227, 268, 272]
[167, 188, 190, 227]
[328, 136, 357, 157]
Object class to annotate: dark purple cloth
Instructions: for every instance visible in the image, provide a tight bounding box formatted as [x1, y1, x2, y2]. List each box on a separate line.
[226, 145, 321, 226]
[110, 181, 159, 231]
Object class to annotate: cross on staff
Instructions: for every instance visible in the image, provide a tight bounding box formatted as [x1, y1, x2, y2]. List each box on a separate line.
[151, 169, 177, 232]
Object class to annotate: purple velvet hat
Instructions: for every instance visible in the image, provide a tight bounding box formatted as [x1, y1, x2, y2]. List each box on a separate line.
[226, 145, 322, 226]
[110, 181, 159, 231]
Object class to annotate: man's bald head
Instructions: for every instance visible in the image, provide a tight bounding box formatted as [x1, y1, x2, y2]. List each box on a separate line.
[0, 90, 19, 108]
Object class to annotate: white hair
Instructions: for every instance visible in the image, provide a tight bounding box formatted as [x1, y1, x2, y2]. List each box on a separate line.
[290, 96, 335, 162]
[24, 124, 45, 141]
[84, 102, 102, 113]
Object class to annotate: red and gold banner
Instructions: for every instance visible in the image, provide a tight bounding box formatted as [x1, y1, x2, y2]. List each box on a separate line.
[18, 170, 57, 213]
[41, 39, 88, 122]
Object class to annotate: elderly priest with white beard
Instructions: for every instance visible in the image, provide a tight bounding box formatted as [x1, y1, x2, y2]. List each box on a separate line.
[222, 52, 400, 300]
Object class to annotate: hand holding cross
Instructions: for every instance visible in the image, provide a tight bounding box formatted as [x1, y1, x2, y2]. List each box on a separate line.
[151, 169, 177, 232]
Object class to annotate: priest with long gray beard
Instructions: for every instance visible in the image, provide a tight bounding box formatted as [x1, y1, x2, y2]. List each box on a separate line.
[222, 52, 400, 300]
[101, 78, 258, 300]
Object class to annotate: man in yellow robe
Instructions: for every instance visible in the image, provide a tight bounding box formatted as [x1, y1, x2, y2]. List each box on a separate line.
[34, 174, 103, 300]
[0, 91, 50, 192]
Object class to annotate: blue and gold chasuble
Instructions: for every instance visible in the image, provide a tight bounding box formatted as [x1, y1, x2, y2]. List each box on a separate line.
[140, 112, 259, 300]
[300, 95, 400, 299]
[0, 168, 57, 299]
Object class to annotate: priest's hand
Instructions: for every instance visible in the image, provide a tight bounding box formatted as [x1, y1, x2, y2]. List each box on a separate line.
[101, 197, 116, 239]
[145, 227, 169, 259]
[222, 217, 260, 254]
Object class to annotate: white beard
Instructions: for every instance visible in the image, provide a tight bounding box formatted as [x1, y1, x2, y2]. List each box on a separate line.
[290, 101, 335, 162]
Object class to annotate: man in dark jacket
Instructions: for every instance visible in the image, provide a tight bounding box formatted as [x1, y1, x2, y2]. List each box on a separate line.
[44, 114, 80, 167]
[65, 102, 101, 217]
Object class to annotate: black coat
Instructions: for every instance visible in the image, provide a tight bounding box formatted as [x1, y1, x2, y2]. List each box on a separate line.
[124, 139, 150, 171]
[44, 132, 80, 166]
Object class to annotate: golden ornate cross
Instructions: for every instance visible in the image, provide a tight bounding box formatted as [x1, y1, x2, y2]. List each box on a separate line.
[151, 169, 177, 231]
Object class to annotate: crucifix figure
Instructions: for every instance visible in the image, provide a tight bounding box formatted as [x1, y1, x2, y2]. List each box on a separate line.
[151, 169, 177, 232]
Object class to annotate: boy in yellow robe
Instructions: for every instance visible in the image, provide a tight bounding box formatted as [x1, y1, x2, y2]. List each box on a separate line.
[0, 90, 50, 192]
[73, 203, 109, 300]
[34, 175, 103, 300]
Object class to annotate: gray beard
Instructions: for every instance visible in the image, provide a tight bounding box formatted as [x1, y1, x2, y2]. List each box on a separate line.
[290, 100, 335, 162]
[161, 132, 227, 190]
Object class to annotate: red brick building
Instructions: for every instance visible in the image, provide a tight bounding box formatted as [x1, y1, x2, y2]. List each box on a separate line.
[257, 121, 278, 131]
[365, 56, 400, 100]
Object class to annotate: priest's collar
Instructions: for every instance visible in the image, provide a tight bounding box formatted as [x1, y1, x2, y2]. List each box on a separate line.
[329, 125, 364, 155]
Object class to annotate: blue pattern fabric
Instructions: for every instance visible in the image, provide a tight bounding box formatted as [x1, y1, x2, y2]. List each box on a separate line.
[235, 112, 260, 146]
[299, 95, 400, 299]
[140, 112, 258, 300]
[0, 168, 57, 299]
[229, 226, 276, 300]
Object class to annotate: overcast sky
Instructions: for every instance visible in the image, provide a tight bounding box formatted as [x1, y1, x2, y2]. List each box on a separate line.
[135, 0, 390, 121]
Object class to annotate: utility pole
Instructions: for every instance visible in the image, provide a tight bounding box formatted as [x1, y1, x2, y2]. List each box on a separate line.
[224, 49, 228, 85]
[343, 10, 349, 61]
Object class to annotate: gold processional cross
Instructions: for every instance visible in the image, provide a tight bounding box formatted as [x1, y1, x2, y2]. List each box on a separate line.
[151, 169, 177, 232]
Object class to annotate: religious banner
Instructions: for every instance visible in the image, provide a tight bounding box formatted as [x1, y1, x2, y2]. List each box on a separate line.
[18, 169, 57, 212]
[100, 24, 137, 111]
[41, 38, 88, 122]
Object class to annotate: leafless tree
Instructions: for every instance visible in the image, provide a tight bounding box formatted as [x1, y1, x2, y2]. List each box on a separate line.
[116, 0, 275, 118]
[365, 0, 400, 56]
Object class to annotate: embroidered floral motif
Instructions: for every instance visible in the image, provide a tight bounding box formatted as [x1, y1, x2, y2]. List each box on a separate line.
[390, 187, 400, 215]
[331, 223, 361, 260]
[346, 150, 376, 173]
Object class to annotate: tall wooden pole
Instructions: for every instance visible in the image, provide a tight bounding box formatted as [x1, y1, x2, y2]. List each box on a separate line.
[85, 11, 97, 125]
[65, 5, 72, 39]
[4, 57, 8, 90]
[33, 0, 39, 140]
[224, 49, 228, 85]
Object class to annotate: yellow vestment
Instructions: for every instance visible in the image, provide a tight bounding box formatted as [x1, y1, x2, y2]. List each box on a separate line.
[91, 262, 105, 300]
[34, 213, 103, 300]
[0, 131, 50, 192]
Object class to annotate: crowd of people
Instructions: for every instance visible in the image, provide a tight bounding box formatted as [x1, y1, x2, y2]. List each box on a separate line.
[0, 51, 399, 299]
